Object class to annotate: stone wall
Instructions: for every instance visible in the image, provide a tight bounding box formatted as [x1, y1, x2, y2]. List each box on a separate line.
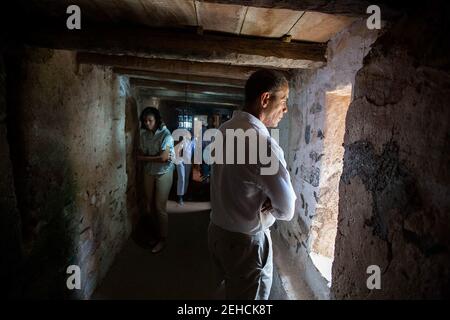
[0, 53, 24, 298]
[5, 48, 134, 299]
[274, 19, 380, 297]
[332, 2, 450, 299]
[125, 90, 140, 228]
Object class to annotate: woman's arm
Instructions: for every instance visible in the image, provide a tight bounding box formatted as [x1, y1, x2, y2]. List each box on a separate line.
[137, 146, 171, 163]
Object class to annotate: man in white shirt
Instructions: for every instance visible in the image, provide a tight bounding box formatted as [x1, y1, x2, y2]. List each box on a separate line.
[208, 69, 297, 300]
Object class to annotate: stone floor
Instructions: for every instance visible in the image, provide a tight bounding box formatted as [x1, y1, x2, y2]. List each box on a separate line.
[92, 201, 305, 300]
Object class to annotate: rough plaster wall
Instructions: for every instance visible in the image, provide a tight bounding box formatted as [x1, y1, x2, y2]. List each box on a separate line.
[332, 3, 450, 299]
[273, 19, 380, 297]
[0, 54, 24, 298]
[277, 19, 380, 256]
[277, 113, 290, 153]
[138, 95, 160, 115]
[8, 48, 132, 299]
[313, 91, 351, 257]
[125, 93, 140, 227]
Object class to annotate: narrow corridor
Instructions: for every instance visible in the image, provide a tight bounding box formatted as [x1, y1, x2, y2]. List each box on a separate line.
[93, 201, 215, 299]
[2, 1, 449, 301]
[92, 201, 313, 300]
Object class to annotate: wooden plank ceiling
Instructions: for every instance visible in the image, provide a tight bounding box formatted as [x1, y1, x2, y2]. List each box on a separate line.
[27, 0, 356, 43]
[140, 0, 356, 42]
[22, 0, 364, 109]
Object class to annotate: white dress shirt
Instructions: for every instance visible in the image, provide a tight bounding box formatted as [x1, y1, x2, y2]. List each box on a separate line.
[210, 110, 297, 235]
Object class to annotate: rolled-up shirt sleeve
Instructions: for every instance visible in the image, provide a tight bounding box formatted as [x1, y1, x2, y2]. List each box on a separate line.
[257, 159, 297, 221]
[161, 133, 174, 153]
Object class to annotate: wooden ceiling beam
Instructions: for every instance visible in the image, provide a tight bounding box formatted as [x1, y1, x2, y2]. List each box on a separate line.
[138, 88, 243, 106]
[159, 98, 238, 109]
[77, 53, 262, 80]
[130, 78, 244, 97]
[114, 68, 246, 88]
[25, 24, 326, 69]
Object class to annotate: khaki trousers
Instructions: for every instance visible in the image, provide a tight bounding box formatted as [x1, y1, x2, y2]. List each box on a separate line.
[143, 170, 173, 238]
[208, 222, 273, 300]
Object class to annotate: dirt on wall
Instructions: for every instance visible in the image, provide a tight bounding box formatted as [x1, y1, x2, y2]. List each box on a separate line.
[125, 93, 140, 228]
[271, 18, 380, 299]
[332, 2, 450, 299]
[4, 48, 134, 299]
[0, 52, 24, 299]
[275, 19, 380, 260]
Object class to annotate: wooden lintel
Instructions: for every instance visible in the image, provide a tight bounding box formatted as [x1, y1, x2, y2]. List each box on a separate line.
[130, 78, 244, 97]
[113, 68, 246, 88]
[25, 24, 326, 69]
[77, 53, 263, 80]
[138, 88, 242, 106]
[159, 98, 238, 109]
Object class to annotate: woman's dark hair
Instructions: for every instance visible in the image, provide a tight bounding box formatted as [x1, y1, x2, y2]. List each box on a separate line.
[140, 107, 163, 130]
[245, 69, 288, 106]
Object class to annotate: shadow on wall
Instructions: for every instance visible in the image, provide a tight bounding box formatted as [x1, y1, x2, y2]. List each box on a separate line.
[273, 18, 380, 299]
[5, 48, 81, 298]
[332, 1, 450, 299]
[0, 53, 24, 299]
[282, 84, 352, 288]
[4, 48, 131, 299]
[308, 86, 352, 284]
[124, 91, 141, 228]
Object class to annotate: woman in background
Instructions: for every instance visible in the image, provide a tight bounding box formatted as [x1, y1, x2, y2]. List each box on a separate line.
[137, 107, 175, 253]
[174, 131, 195, 206]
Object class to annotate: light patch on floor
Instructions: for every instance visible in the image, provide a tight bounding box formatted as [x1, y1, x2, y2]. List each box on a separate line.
[309, 252, 333, 287]
[271, 234, 316, 300]
[167, 200, 211, 213]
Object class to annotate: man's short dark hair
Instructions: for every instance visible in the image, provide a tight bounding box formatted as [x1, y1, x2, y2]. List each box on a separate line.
[244, 69, 288, 105]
